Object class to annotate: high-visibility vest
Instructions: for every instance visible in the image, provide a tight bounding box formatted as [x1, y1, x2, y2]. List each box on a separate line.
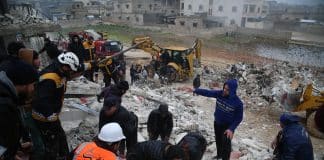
[73, 142, 117, 160]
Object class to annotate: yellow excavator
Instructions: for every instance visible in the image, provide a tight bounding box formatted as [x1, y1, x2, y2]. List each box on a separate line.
[281, 83, 324, 139]
[132, 36, 202, 82]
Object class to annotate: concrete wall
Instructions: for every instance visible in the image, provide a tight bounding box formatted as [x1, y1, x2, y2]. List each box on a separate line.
[175, 16, 205, 30]
[180, 0, 208, 16]
[108, 13, 144, 25]
[237, 27, 291, 40]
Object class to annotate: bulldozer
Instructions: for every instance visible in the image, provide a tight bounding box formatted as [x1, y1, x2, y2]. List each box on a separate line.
[281, 83, 324, 139]
[132, 36, 202, 82]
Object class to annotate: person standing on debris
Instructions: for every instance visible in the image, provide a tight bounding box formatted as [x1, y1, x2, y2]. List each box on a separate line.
[99, 96, 138, 157]
[193, 74, 201, 96]
[147, 103, 173, 142]
[68, 35, 86, 63]
[0, 59, 38, 160]
[193, 79, 243, 160]
[130, 64, 136, 85]
[271, 113, 313, 160]
[39, 38, 61, 61]
[82, 36, 97, 82]
[177, 132, 207, 160]
[126, 140, 185, 160]
[97, 80, 129, 103]
[70, 122, 126, 160]
[31, 52, 83, 159]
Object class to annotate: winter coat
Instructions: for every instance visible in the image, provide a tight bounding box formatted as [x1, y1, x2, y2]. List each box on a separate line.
[32, 61, 66, 120]
[99, 106, 138, 139]
[147, 109, 173, 137]
[68, 36, 85, 63]
[0, 71, 22, 160]
[98, 85, 123, 102]
[278, 114, 314, 160]
[126, 140, 170, 160]
[193, 76, 200, 89]
[194, 79, 243, 132]
[177, 132, 207, 160]
[39, 42, 60, 60]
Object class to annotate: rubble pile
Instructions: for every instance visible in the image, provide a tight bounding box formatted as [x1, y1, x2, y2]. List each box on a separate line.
[64, 61, 321, 159]
[199, 61, 321, 110]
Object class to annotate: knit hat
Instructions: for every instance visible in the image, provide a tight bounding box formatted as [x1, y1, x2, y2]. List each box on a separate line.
[103, 96, 121, 109]
[117, 80, 129, 91]
[1, 59, 39, 85]
[159, 103, 168, 114]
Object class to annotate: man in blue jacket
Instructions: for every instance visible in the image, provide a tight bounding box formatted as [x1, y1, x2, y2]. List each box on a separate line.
[194, 79, 243, 160]
[272, 113, 313, 160]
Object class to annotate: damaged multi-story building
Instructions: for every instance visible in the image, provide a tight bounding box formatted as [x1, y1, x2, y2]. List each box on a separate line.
[106, 0, 180, 25]
[176, 0, 271, 30]
[0, 0, 60, 55]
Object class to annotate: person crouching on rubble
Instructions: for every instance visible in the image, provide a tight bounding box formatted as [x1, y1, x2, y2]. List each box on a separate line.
[99, 96, 138, 158]
[0, 59, 38, 160]
[97, 80, 129, 103]
[271, 113, 313, 160]
[193, 79, 243, 160]
[31, 52, 88, 159]
[147, 103, 173, 142]
[177, 132, 207, 160]
[126, 140, 185, 160]
[70, 122, 126, 160]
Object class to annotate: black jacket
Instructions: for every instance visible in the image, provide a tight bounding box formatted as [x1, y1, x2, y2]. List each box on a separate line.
[177, 132, 207, 160]
[127, 140, 170, 160]
[0, 71, 22, 160]
[39, 42, 60, 60]
[98, 85, 123, 101]
[193, 76, 200, 89]
[32, 62, 66, 118]
[68, 37, 85, 63]
[99, 106, 137, 137]
[147, 109, 173, 136]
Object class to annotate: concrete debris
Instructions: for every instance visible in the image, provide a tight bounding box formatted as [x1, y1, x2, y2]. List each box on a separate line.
[63, 61, 321, 159]
[65, 77, 101, 95]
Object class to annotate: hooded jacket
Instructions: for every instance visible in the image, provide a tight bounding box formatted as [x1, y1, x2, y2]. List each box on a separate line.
[68, 35, 85, 63]
[278, 114, 314, 160]
[39, 41, 60, 60]
[0, 71, 22, 160]
[194, 79, 243, 132]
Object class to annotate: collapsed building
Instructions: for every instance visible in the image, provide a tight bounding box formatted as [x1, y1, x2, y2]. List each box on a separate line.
[0, 0, 60, 56]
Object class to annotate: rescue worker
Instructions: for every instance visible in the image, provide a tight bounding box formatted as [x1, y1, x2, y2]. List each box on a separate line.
[177, 132, 207, 160]
[147, 103, 173, 142]
[126, 140, 185, 160]
[97, 80, 129, 103]
[193, 74, 201, 96]
[99, 97, 138, 157]
[68, 35, 85, 63]
[82, 36, 97, 82]
[194, 79, 243, 160]
[31, 52, 83, 160]
[271, 113, 313, 160]
[71, 122, 126, 160]
[130, 64, 136, 85]
[0, 59, 38, 160]
[39, 38, 60, 61]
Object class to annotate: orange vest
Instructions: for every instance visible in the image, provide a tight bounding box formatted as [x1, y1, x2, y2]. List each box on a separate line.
[73, 142, 117, 160]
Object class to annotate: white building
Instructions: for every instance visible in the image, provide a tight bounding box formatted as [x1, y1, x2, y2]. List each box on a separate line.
[180, 0, 208, 16]
[208, 0, 244, 27]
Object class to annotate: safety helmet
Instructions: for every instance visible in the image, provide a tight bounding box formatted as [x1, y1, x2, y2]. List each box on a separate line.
[57, 52, 80, 71]
[98, 123, 125, 143]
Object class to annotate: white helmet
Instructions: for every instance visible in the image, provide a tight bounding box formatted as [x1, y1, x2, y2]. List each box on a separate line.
[57, 52, 80, 71]
[98, 123, 126, 143]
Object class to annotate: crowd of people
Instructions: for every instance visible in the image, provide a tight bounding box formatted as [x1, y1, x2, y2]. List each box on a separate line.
[0, 39, 315, 160]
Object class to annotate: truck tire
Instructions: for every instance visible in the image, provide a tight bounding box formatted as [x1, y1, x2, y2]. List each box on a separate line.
[307, 111, 324, 139]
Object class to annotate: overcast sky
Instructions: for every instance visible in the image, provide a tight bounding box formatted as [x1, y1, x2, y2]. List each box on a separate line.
[275, 0, 324, 5]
